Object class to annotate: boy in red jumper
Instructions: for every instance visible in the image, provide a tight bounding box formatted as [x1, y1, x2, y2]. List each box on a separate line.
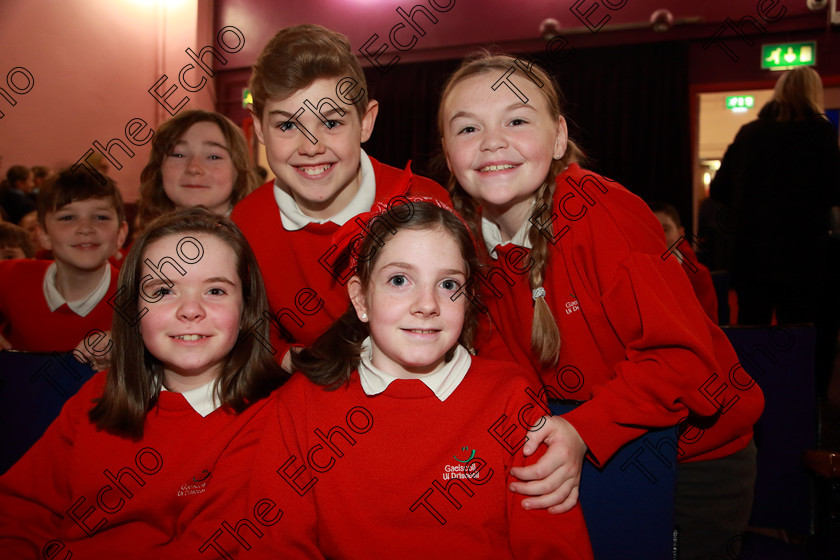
[650, 201, 719, 323]
[0, 169, 127, 361]
[231, 24, 450, 372]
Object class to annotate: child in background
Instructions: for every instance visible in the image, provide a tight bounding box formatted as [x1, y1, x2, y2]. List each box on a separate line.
[17, 211, 41, 256]
[0, 169, 126, 354]
[232, 24, 450, 373]
[0, 209, 285, 558]
[0, 222, 33, 260]
[438, 53, 763, 559]
[649, 201, 718, 323]
[136, 110, 257, 231]
[230, 200, 591, 559]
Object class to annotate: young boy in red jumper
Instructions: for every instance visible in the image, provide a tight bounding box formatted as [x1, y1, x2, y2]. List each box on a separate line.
[0, 169, 127, 360]
[650, 201, 719, 323]
[231, 24, 450, 372]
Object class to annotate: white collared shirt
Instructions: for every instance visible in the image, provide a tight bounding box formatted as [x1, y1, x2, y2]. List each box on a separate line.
[481, 214, 534, 259]
[161, 380, 220, 417]
[357, 337, 471, 402]
[43, 263, 111, 317]
[273, 149, 376, 231]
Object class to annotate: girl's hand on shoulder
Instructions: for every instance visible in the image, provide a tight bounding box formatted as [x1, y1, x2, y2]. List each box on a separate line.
[509, 415, 587, 514]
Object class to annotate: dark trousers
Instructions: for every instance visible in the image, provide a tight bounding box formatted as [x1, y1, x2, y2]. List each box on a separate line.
[675, 440, 757, 560]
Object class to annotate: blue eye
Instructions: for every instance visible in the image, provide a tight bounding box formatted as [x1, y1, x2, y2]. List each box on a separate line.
[279, 121, 297, 132]
[324, 120, 340, 129]
[389, 275, 407, 287]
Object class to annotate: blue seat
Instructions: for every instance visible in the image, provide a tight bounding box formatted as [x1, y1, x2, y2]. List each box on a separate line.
[721, 325, 817, 534]
[550, 401, 677, 560]
[0, 351, 95, 474]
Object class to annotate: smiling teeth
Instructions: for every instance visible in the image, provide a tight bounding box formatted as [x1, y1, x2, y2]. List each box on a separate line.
[408, 329, 436, 334]
[480, 164, 516, 172]
[300, 164, 331, 175]
[175, 334, 204, 341]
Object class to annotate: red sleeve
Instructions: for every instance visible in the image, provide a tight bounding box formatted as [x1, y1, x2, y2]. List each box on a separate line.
[0, 374, 101, 557]
[245, 381, 323, 559]
[561, 249, 724, 464]
[506, 380, 593, 559]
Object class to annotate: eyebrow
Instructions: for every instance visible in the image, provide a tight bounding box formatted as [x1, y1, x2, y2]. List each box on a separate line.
[174, 139, 230, 152]
[448, 103, 536, 125]
[381, 262, 466, 276]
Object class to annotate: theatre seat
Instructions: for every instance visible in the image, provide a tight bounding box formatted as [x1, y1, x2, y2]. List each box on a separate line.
[720, 325, 817, 534]
[550, 401, 677, 560]
[0, 351, 95, 474]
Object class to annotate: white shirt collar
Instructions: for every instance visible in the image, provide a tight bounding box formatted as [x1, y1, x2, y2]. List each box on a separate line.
[481, 213, 533, 259]
[273, 149, 376, 231]
[161, 380, 220, 417]
[43, 263, 111, 317]
[357, 337, 471, 402]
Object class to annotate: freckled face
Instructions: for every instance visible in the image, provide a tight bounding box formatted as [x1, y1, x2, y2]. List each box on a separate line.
[349, 228, 467, 379]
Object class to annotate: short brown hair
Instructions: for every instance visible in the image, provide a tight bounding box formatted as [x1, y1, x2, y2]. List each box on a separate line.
[89, 208, 285, 438]
[137, 110, 256, 230]
[36, 168, 126, 227]
[0, 222, 33, 257]
[648, 201, 682, 228]
[250, 24, 369, 120]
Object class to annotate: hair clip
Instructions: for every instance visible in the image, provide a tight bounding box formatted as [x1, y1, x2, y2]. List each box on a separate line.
[532, 287, 546, 300]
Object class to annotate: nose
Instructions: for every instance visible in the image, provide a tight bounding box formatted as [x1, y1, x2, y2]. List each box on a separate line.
[186, 155, 204, 175]
[76, 216, 96, 235]
[177, 292, 206, 321]
[411, 284, 440, 317]
[298, 131, 326, 157]
[479, 124, 508, 152]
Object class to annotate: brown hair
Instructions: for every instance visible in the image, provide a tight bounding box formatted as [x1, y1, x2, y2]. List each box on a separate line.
[137, 110, 256, 231]
[437, 52, 584, 367]
[648, 201, 682, 229]
[89, 208, 285, 438]
[0, 222, 33, 257]
[36, 168, 126, 227]
[249, 24, 369, 120]
[293, 201, 481, 388]
[772, 67, 824, 122]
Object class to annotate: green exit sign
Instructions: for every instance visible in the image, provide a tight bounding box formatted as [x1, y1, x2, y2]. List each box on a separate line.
[761, 42, 816, 71]
[726, 96, 754, 110]
[242, 88, 253, 108]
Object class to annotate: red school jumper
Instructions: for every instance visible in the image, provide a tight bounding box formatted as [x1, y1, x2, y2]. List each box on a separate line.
[231, 158, 450, 361]
[476, 164, 763, 465]
[0, 259, 119, 352]
[0, 373, 277, 559]
[237, 357, 592, 560]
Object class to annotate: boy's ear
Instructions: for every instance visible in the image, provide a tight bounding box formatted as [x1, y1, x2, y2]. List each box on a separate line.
[116, 221, 129, 251]
[249, 106, 267, 145]
[37, 223, 52, 251]
[347, 276, 369, 322]
[359, 100, 379, 144]
[553, 115, 569, 160]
